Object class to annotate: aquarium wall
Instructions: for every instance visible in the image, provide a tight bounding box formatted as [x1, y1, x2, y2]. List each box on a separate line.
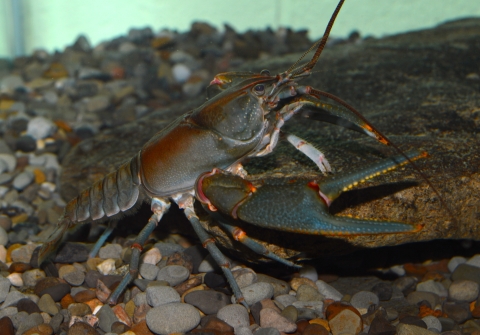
[1, 0, 480, 59]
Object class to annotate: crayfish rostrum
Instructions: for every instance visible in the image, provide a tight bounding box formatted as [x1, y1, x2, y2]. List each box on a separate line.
[31, 0, 449, 307]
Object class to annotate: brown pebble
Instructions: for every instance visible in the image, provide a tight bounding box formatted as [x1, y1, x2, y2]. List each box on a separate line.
[34, 277, 71, 301]
[8, 262, 32, 273]
[23, 323, 54, 335]
[111, 321, 130, 334]
[73, 289, 96, 303]
[17, 298, 41, 314]
[472, 305, 480, 318]
[134, 303, 151, 324]
[130, 319, 154, 335]
[125, 300, 135, 318]
[203, 315, 235, 333]
[96, 278, 111, 303]
[166, 252, 193, 273]
[113, 304, 132, 327]
[303, 323, 329, 335]
[0, 316, 14, 335]
[296, 319, 310, 333]
[67, 321, 98, 335]
[175, 275, 202, 295]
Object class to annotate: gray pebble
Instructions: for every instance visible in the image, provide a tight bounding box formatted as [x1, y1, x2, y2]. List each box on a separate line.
[217, 304, 250, 328]
[155, 242, 185, 257]
[16, 312, 44, 335]
[452, 264, 480, 285]
[146, 302, 200, 334]
[27, 116, 57, 140]
[416, 279, 448, 298]
[255, 327, 281, 335]
[9, 310, 28, 331]
[407, 291, 440, 308]
[232, 267, 257, 288]
[0, 306, 17, 318]
[316, 279, 343, 301]
[22, 269, 45, 287]
[448, 256, 467, 273]
[275, 294, 297, 307]
[466, 254, 480, 268]
[448, 280, 479, 302]
[1, 290, 26, 308]
[422, 315, 442, 333]
[0, 276, 11, 303]
[140, 263, 160, 280]
[156, 265, 190, 286]
[63, 270, 85, 286]
[238, 282, 274, 306]
[296, 284, 323, 302]
[49, 312, 64, 333]
[292, 300, 324, 315]
[0, 154, 17, 172]
[184, 289, 230, 315]
[0, 160, 7, 174]
[134, 292, 148, 306]
[97, 304, 118, 333]
[11, 243, 36, 263]
[350, 291, 380, 314]
[146, 285, 181, 307]
[12, 171, 35, 191]
[0, 226, 7, 246]
[0, 173, 13, 185]
[235, 325, 254, 335]
[38, 293, 59, 315]
[99, 243, 123, 259]
[198, 254, 218, 273]
[256, 274, 290, 297]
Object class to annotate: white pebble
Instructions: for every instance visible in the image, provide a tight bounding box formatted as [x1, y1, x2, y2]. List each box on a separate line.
[27, 116, 57, 140]
[299, 265, 318, 282]
[43, 153, 61, 171]
[315, 280, 343, 301]
[389, 265, 406, 276]
[7, 273, 23, 287]
[97, 258, 116, 275]
[141, 247, 162, 265]
[172, 63, 191, 83]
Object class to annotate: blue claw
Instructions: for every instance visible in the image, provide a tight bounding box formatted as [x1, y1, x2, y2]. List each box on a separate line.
[196, 150, 426, 236]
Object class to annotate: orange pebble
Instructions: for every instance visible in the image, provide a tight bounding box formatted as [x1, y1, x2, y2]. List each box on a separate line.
[60, 293, 75, 309]
[422, 271, 445, 281]
[418, 304, 445, 318]
[54, 120, 72, 132]
[84, 298, 103, 312]
[33, 168, 46, 184]
[6, 244, 22, 263]
[309, 318, 330, 331]
[404, 263, 428, 277]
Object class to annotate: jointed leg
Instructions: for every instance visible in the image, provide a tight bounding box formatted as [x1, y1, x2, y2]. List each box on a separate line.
[179, 197, 249, 309]
[218, 221, 300, 268]
[89, 220, 118, 258]
[108, 198, 170, 304]
[285, 133, 331, 174]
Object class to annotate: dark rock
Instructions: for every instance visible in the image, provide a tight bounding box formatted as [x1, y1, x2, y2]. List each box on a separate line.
[54, 243, 89, 263]
[17, 298, 41, 314]
[443, 302, 472, 324]
[371, 282, 393, 301]
[204, 272, 227, 289]
[182, 246, 208, 273]
[369, 313, 396, 335]
[34, 277, 71, 301]
[184, 289, 230, 315]
[85, 270, 102, 288]
[67, 321, 98, 335]
[15, 135, 36, 152]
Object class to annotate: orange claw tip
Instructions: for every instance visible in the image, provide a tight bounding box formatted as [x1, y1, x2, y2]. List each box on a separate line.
[207, 203, 218, 212]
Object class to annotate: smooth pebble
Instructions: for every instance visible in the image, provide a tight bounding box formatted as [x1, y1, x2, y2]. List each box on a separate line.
[146, 302, 200, 334]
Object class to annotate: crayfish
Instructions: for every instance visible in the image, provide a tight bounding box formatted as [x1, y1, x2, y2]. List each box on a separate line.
[31, 0, 448, 308]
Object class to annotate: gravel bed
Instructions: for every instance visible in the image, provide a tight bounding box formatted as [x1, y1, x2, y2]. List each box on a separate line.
[0, 20, 479, 335]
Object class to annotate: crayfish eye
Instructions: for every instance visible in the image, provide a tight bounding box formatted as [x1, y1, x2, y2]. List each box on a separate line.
[253, 84, 265, 95]
[260, 69, 270, 76]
